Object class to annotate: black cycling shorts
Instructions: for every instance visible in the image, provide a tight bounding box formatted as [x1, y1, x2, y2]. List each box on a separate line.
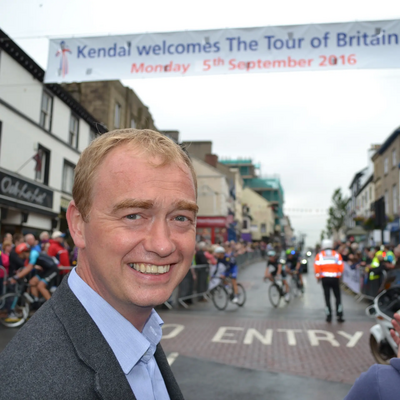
[36, 269, 58, 285]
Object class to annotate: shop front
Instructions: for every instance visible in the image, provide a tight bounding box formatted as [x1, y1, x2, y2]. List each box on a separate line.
[196, 216, 227, 244]
[0, 169, 57, 237]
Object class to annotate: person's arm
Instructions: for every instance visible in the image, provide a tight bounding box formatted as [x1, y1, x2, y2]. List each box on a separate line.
[12, 250, 39, 281]
[295, 260, 301, 272]
[59, 249, 70, 266]
[314, 254, 321, 280]
[277, 263, 282, 275]
[11, 263, 34, 280]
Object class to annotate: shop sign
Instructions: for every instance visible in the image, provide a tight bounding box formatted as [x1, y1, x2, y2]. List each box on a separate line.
[0, 172, 53, 210]
[197, 216, 227, 227]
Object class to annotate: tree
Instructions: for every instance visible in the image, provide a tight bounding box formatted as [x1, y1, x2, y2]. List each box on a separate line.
[326, 188, 349, 240]
[320, 230, 326, 242]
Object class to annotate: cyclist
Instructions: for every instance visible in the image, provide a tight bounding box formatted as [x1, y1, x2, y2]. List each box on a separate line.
[214, 245, 239, 303]
[286, 249, 304, 292]
[9, 243, 59, 304]
[264, 250, 290, 301]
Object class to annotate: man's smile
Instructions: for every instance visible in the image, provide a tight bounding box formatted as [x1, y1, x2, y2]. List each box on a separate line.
[128, 263, 171, 275]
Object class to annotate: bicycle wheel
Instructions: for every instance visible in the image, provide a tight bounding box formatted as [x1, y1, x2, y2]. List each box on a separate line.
[268, 284, 281, 308]
[0, 293, 30, 328]
[236, 283, 246, 307]
[211, 285, 229, 310]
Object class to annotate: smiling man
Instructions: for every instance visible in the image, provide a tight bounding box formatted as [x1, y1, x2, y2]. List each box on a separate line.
[0, 129, 197, 400]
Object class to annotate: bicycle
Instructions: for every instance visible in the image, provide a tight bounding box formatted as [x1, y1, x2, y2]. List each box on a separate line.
[289, 270, 304, 298]
[267, 275, 291, 308]
[0, 277, 33, 328]
[211, 277, 246, 310]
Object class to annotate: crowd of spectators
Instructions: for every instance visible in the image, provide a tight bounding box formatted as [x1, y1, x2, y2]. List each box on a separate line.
[0, 231, 73, 296]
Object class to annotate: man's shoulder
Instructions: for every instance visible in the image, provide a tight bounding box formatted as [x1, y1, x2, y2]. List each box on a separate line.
[345, 362, 400, 399]
[0, 284, 100, 399]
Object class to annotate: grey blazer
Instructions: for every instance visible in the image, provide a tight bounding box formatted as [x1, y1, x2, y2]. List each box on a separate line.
[0, 277, 185, 400]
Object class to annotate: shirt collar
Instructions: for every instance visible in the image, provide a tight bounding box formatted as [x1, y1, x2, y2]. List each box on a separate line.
[68, 268, 164, 374]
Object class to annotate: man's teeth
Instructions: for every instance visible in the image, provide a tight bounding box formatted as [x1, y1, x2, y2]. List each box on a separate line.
[129, 263, 171, 275]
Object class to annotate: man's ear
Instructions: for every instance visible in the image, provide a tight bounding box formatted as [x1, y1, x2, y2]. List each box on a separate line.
[66, 200, 86, 249]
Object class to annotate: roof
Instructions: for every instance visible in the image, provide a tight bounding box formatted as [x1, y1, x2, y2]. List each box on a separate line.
[0, 29, 107, 134]
[372, 127, 400, 160]
[349, 167, 367, 189]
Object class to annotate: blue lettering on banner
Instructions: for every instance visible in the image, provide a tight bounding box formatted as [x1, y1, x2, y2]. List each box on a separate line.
[337, 31, 399, 47]
[136, 41, 221, 56]
[77, 43, 131, 58]
[263, 36, 305, 50]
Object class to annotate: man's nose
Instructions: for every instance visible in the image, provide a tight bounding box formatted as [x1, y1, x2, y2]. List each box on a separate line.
[144, 219, 176, 257]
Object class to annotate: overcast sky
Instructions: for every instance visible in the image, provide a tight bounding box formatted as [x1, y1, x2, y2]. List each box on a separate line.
[2, 0, 400, 245]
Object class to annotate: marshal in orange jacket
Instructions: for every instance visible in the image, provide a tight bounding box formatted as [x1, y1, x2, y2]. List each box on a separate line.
[314, 250, 344, 279]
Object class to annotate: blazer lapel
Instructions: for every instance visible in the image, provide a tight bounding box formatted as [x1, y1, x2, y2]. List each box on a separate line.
[50, 277, 136, 400]
[155, 344, 185, 400]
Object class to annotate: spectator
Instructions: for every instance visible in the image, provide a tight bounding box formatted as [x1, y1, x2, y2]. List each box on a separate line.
[25, 234, 41, 253]
[48, 231, 70, 272]
[39, 231, 50, 250]
[0, 241, 12, 295]
[204, 244, 217, 266]
[9, 234, 24, 278]
[0, 233, 12, 251]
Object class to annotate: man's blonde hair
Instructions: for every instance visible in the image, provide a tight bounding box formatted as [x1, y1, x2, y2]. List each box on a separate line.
[73, 129, 197, 222]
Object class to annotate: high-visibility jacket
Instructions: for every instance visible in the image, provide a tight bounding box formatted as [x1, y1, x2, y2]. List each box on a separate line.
[314, 249, 344, 279]
[368, 256, 381, 281]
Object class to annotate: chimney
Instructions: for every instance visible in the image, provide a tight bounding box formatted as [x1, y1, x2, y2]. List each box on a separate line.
[205, 154, 218, 168]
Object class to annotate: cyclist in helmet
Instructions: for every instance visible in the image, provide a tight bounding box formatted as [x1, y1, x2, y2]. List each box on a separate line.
[264, 250, 290, 301]
[286, 249, 304, 291]
[9, 242, 59, 303]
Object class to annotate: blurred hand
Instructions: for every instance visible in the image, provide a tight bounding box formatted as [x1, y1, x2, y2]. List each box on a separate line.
[390, 313, 400, 358]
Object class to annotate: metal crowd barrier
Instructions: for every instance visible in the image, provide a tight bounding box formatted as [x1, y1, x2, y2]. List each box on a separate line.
[164, 264, 210, 309]
[163, 250, 264, 309]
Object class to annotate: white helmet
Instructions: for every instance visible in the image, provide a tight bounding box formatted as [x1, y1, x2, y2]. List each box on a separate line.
[214, 246, 225, 254]
[322, 239, 333, 250]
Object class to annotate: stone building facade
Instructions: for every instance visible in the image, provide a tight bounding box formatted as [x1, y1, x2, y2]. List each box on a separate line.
[62, 80, 157, 132]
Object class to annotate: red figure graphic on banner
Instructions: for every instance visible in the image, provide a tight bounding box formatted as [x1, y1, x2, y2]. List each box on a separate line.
[56, 41, 72, 78]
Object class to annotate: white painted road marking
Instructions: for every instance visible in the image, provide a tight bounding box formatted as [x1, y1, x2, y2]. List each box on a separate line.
[167, 352, 179, 366]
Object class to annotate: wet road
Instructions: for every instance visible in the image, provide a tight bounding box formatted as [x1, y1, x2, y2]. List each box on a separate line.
[0, 259, 376, 400]
[159, 259, 375, 400]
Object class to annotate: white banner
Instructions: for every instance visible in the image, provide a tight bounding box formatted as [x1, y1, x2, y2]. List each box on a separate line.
[342, 262, 361, 294]
[45, 20, 400, 83]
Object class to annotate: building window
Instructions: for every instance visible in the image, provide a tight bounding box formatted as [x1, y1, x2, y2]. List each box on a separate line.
[385, 190, 389, 215]
[69, 114, 79, 148]
[384, 157, 389, 175]
[393, 149, 397, 168]
[34, 144, 51, 185]
[131, 118, 136, 129]
[62, 160, 75, 194]
[39, 91, 53, 131]
[394, 184, 398, 215]
[260, 223, 266, 233]
[114, 103, 121, 128]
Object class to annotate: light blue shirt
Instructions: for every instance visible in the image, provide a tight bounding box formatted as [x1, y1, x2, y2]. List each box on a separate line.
[68, 268, 170, 400]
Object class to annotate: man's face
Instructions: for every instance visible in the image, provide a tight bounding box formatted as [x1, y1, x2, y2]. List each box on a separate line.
[71, 145, 197, 314]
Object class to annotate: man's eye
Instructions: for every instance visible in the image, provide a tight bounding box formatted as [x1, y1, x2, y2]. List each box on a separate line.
[126, 214, 141, 220]
[175, 215, 189, 222]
